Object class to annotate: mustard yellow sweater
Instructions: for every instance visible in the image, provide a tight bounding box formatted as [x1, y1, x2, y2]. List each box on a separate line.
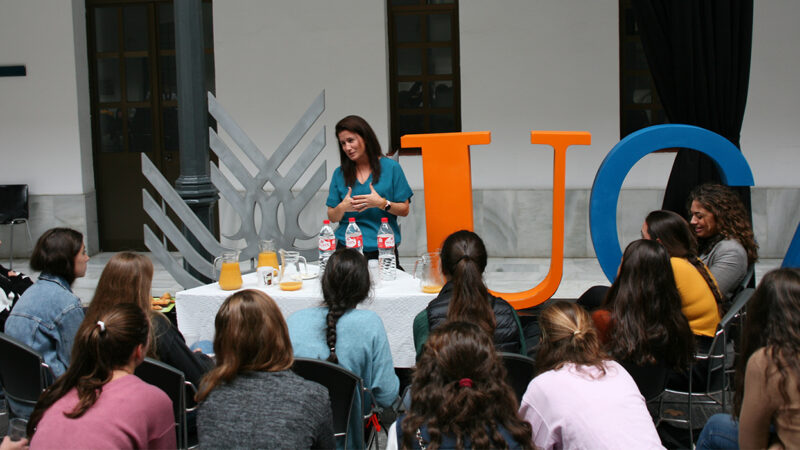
[671, 257, 720, 337]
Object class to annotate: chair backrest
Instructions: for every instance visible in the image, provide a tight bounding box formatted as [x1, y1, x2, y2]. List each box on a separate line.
[0, 185, 29, 224]
[499, 352, 535, 404]
[134, 357, 187, 449]
[0, 332, 53, 417]
[720, 287, 755, 330]
[291, 357, 361, 448]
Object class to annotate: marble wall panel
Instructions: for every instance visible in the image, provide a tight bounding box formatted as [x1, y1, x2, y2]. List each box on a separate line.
[765, 189, 800, 258]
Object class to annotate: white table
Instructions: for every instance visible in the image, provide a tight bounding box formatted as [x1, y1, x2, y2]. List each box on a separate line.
[175, 269, 436, 368]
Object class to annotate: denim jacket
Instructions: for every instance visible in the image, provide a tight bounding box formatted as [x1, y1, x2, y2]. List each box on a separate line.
[5, 273, 85, 378]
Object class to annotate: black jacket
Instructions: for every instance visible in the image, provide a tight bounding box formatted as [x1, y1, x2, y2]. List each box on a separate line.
[426, 282, 522, 354]
[152, 313, 214, 386]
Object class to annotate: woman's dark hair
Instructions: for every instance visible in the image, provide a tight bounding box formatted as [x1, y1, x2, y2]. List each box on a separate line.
[688, 183, 759, 264]
[603, 239, 694, 369]
[441, 230, 495, 336]
[84, 252, 158, 357]
[645, 210, 724, 305]
[733, 268, 800, 418]
[196, 290, 294, 402]
[536, 301, 608, 377]
[28, 303, 150, 435]
[402, 322, 533, 449]
[320, 248, 371, 363]
[30, 227, 84, 285]
[335, 115, 384, 187]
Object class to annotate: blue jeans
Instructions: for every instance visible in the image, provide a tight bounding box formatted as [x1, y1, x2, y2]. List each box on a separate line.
[697, 413, 739, 450]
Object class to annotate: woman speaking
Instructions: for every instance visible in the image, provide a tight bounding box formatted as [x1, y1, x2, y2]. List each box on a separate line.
[326, 115, 413, 260]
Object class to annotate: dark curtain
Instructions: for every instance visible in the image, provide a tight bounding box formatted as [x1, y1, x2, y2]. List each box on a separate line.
[632, 0, 754, 216]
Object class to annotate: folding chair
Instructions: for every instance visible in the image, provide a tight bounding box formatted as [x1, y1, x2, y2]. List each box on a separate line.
[499, 352, 535, 405]
[292, 357, 374, 450]
[0, 332, 55, 419]
[135, 357, 195, 449]
[655, 287, 755, 444]
[0, 185, 32, 270]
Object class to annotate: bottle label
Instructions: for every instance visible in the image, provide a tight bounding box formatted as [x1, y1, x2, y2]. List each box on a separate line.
[319, 238, 336, 251]
[377, 235, 395, 249]
[346, 235, 363, 249]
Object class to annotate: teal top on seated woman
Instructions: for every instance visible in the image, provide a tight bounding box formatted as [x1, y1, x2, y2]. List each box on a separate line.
[326, 157, 413, 252]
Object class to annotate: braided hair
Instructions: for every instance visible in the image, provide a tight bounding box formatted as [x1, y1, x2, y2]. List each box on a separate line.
[320, 248, 371, 363]
[645, 210, 724, 305]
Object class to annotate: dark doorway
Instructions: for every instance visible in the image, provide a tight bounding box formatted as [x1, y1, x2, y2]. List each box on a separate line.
[86, 0, 215, 250]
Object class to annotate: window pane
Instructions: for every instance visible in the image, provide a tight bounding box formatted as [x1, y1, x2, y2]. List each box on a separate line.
[427, 14, 450, 42]
[428, 0, 454, 3]
[160, 55, 177, 100]
[430, 113, 455, 133]
[392, 0, 421, 5]
[623, 110, 652, 136]
[94, 7, 119, 52]
[128, 107, 152, 152]
[398, 114, 425, 138]
[398, 48, 422, 76]
[162, 107, 178, 151]
[429, 81, 453, 107]
[395, 15, 421, 43]
[99, 108, 123, 153]
[623, 41, 648, 71]
[158, 4, 175, 50]
[398, 82, 423, 108]
[123, 5, 148, 51]
[97, 58, 121, 103]
[126, 57, 150, 102]
[623, 74, 652, 105]
[427, 47, 452, 75]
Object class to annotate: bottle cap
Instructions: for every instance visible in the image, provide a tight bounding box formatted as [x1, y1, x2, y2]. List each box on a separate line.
[323, 219, 330, 224]
[381, 217, 388, 223]
[349, 217, 355, 222]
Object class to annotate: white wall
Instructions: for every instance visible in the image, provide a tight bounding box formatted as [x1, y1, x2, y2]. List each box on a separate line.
[0, 0, 93, 195]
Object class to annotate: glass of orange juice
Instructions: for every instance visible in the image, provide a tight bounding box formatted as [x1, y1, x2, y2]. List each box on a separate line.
[213, 250, 242, 291]
[257, 239, 279, 271]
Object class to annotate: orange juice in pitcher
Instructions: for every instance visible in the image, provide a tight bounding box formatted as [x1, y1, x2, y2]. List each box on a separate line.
[214, 250, 243, 291]
[257, 239, 279, 270]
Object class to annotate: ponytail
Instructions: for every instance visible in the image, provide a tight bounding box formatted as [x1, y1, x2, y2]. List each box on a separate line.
[28, 304, 149, 435]
[446, 255, 495, 336]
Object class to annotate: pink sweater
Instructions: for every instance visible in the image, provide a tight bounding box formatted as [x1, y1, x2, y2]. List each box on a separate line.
[519, 361, 663, 450]
[31, 374, 176, 450]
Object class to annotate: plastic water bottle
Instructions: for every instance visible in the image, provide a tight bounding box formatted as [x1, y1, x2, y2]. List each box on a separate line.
[345, 217, 363, 254]
[318, 219, 336, 273]
[377, 217, 396, 280]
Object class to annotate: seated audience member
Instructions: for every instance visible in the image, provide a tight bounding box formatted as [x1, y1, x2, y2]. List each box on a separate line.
[0, 239, 34, 331]
[688, 183, 759, 300]
[696, 268, 800, 450]
[388, 321, 533, 449]
[83, 252, 212, 386]
[520, 301, 663, 449]
[28, 303, 175, 449]
[4, 228, 89, 418]
[592, 239, 695, 399]
[197, 290, 335, 449]
[412, 230, 525, 357]
[287, 248, 399, 446]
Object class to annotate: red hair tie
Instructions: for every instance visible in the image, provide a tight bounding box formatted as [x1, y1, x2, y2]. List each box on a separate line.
[458, 378, 473, 388]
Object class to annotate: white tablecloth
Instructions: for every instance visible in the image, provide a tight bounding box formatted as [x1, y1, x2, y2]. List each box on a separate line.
[175, 269, 436, 368]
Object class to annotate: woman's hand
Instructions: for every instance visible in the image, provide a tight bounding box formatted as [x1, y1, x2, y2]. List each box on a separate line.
[327, 188, 356, 222]
[1, 437, 29, 450]
[352, 184, 384, 212]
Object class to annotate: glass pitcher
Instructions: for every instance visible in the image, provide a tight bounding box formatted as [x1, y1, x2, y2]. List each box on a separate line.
[214, 250, 242, 291]
[278, 249, 308, 291]
[257, 239, 279, 270]
[413, 251, 445, 294]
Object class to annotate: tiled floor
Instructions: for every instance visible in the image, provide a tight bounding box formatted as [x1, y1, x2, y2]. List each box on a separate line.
[5, 253, 783, 304]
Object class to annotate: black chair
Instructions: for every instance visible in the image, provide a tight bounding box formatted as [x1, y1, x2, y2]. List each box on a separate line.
[291, 357, 368, 450]
[655, 287, 756, 443]
[499, 352, 535, 405]
[0, 184, 32, 270]
[0, 332, 55, 419]
[134, 357, 193, 449]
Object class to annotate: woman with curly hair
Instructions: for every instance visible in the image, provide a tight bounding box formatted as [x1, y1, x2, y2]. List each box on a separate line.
[287, 248, 398, 447]
[197, 290, 334, 448]
[688, 183, 759, 300]
[592, 239, 695, 399]
[696, 268, 800, 449]
[389, 321, 532, 449]
[521, 301, 662, 449]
